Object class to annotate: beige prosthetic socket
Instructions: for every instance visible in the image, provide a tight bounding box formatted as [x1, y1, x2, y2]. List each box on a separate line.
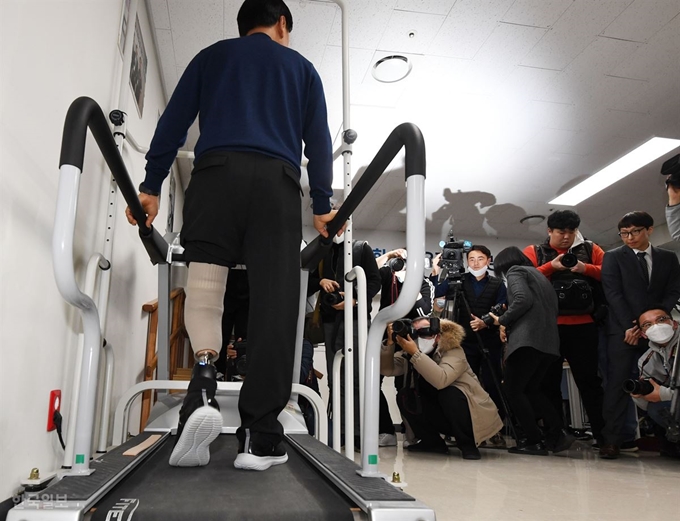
[184, 262, 229, 360]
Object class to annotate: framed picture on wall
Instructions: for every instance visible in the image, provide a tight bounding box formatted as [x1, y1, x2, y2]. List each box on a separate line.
[118, 0, 132, 55]
[129, 14, 148, 118]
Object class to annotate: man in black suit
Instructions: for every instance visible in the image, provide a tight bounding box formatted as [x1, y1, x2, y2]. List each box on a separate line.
[600, 211, 680, 459]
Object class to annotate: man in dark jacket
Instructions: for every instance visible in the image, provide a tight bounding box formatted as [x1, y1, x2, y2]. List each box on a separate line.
[431, 245, 507, 417]
[309, 238, 381, 444]
[600, 211, 680, 458]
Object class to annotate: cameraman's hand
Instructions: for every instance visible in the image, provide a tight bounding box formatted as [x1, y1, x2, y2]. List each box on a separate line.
[390, 248, 407, 259]
[386, 323, 395, 346]
[470, 314, 486, 332]
[395, 334, 418, 356]
[431, 253, 442, 276]
[570, 260, 587, 274]
[632, 379, 662, 402]
[667, 178, 680, 206]
[320, 278, 339, 293]
[331, 293, 356, 310]
[499, 325, 507, 343]
[550, 254, 568, 271]
[226, 337, 243, 359]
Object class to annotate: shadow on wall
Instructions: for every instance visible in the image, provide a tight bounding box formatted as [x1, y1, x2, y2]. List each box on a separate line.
[428, 188, 545, 242]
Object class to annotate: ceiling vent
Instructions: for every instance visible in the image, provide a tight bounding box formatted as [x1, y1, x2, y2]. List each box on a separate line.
[372, 55, 412, 83]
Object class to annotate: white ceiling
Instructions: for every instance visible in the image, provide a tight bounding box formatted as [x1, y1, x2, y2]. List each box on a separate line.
[146, 0, 680, 249]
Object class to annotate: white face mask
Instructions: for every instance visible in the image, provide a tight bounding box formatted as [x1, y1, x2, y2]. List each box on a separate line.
[333, 234, 344, 244]
[435, 298, 446, 308]
[418, 337, 437, 355]
[645, 323, 675, 344]
[395, 270, 406, 283]
[468, 265, 488, 277]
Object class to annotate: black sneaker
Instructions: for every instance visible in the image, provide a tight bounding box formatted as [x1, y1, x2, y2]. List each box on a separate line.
[508, 440, 549, 456]
[168, 362, 222, 467]
[406, 439, 449, 454]
[234, 430, 288, 471]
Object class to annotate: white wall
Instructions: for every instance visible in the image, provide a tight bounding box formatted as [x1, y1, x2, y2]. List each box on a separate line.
[0, 0, 175, 499]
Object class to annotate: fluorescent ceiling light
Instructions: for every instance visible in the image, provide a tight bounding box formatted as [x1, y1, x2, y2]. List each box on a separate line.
[549, 137, 680, 206]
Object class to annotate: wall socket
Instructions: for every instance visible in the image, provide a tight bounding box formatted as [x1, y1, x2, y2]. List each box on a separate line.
[46, 390, 61, 431]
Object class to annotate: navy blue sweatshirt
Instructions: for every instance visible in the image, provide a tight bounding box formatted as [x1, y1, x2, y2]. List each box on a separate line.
[143, 33, 333, 214]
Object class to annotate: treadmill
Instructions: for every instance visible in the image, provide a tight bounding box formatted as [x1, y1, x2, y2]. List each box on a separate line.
[6, 96, 435, 521]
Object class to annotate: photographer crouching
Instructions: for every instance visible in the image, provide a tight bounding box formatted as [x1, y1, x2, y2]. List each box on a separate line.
[628, 306, 680, 458]
[380, 317, 503, 460]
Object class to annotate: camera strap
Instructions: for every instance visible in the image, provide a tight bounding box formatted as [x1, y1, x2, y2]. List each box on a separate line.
[640, 335, 679, 386]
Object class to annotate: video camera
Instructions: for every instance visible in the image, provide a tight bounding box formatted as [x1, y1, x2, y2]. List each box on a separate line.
[662, 154, 680, 188]
[437, 233, 472, 284]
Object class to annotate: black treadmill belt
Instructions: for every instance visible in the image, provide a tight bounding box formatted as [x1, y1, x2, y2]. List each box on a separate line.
[91, 436, 355, 521]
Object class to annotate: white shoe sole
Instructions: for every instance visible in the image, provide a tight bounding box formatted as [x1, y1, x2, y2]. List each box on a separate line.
[234, 452, 288, 471]
[169, 406, 222, 467]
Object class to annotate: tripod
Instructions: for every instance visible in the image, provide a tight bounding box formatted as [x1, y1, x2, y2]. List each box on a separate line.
[441, 277, 519, 441]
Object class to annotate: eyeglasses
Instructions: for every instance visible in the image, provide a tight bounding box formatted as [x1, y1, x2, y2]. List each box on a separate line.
[618, 227, 646, 238]
[639, 316, 672, 332]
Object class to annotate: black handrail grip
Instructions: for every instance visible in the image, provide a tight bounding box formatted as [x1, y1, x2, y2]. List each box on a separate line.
[59, 97, 167, 265]
[301, 123, 425, 270]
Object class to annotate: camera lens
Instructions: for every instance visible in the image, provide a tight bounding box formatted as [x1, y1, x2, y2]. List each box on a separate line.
[561, 253, 578, 268]
[388, 257, 405, 272]
[622, 379, 654, 395]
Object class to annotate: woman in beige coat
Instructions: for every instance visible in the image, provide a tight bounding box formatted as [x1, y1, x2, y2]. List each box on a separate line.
[381, 317, 503, 459]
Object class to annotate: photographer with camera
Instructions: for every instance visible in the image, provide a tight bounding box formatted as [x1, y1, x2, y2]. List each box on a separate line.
[663, 154, 680, 241]
[375, 248, 435, 446]
[523, 210, 606, 446]
[488, 247, 575, 455]
[628, 306, 680, 458]
[430, 245, 507, 425]
[308, 236, 381, 446]
[380, 317, 503, 460]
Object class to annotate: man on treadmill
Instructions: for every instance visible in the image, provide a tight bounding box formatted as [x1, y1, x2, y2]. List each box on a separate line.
[125, 0, 338, 471]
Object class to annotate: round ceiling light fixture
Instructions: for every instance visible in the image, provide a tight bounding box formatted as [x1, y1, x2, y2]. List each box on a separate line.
[520, 215, 546, 225]
[372, 55, 412, 83]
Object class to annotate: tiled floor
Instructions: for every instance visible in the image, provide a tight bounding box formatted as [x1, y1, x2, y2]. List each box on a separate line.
[364, 436, 678, 521]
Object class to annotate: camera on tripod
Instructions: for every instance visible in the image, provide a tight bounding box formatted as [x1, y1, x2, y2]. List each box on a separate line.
[481, 303, 506, 327]
[438, 234, 472, 283]
[229, 340, 248, 377]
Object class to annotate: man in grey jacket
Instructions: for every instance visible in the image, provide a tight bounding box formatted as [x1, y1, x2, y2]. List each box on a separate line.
[632, 306, 679, 458]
